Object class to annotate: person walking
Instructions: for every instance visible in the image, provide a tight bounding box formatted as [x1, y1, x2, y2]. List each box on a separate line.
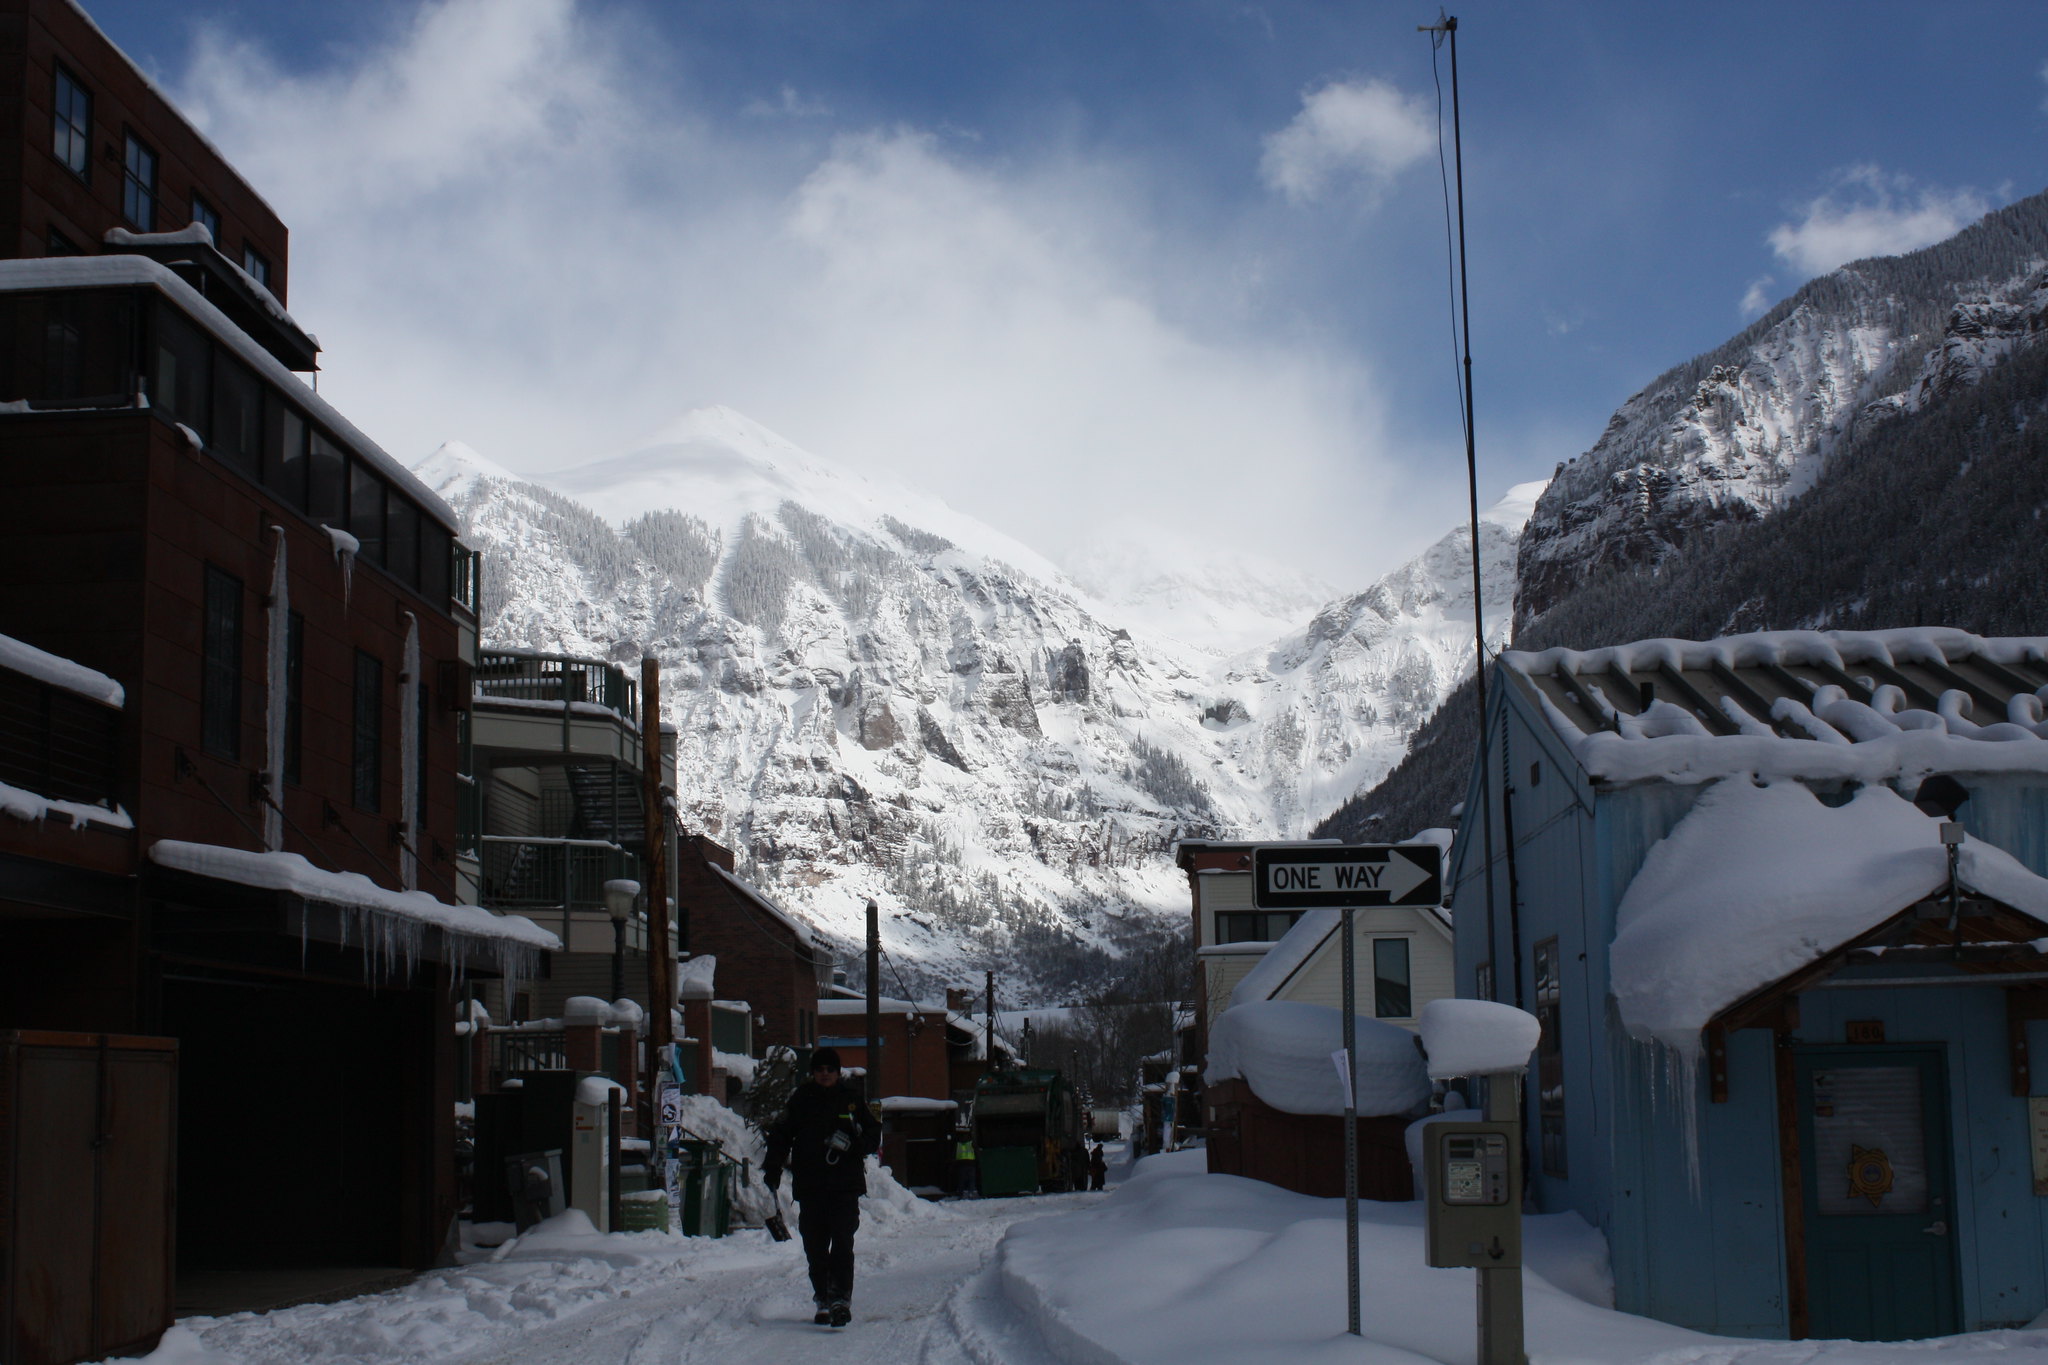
[763, 1048, 881, 1327]
[953, 1128, 978, 1199]
[1087, 1142, 1108, 1191]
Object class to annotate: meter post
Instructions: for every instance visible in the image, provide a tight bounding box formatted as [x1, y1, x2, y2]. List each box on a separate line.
[1340, 902, 1359, 1337]
[1479, 1070, 1526, 1365]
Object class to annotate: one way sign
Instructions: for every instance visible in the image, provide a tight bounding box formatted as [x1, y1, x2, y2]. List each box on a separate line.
[1251, 843, 1442, 910]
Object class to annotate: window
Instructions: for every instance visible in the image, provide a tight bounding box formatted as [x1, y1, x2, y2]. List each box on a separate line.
[1214, 910, 1301, 943]
[1534, 938, 1566, 1177]
[122, 134, 157, 230]
[348, 462, 385, 565]
[190, 195, 220, 243]
[210, 355, 263, 477]
[264, 395, 308, 508]
[386, 493, 419, 586]
[150, 301, 211, 430]
[46, 229, 80, 256]
[1372, 937, 1412, 1018]
[306, 430, 346, 522]
[421, 522, 452, 604]
[353, 650, 383, 812]
[201, 566, 243, 759]
[53, 67, 90, 180]
[242, 246, 271, 290]
[284, 611, 304, 784]
[7, 290, 137, 404]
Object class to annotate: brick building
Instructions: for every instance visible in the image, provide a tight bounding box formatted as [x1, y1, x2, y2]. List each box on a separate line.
[674, 834, 830, 1058]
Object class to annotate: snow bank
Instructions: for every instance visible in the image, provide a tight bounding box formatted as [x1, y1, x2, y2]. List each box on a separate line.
[676, 953, 716, 1000]
[1611, 779, 2048, 1053]
[1417, 999, 1542, 1078]
[0, 632, 124, 707]
[575, 1076, 625, 1107]
[148, 840, 559, 951]
[1205, 1000, 1429, 1117]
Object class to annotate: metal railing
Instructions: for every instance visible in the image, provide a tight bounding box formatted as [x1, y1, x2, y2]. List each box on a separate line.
[476, 648, 637, 724]
[478, 836, 643, 916]
[491, 1028, 568, 1076]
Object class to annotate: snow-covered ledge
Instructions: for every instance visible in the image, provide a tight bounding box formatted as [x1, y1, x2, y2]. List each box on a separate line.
[0, 632, 124, 707]
[149, 839, 559, 958]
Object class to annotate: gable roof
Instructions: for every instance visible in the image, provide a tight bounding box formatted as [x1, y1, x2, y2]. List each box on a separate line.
[1503, 627, 2048, 786]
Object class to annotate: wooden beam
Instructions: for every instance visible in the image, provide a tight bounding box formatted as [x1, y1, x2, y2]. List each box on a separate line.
[1775, 1029, 1808, 1340]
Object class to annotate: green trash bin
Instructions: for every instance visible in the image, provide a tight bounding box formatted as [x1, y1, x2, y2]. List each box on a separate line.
[618, 1189, 672, 1233]
[673, 1139, 734, 1238]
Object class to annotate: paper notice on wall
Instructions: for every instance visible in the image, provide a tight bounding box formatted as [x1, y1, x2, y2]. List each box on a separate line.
[659, 1082, 683, 1129]
[1330, 1049, 1354, 1112]
[664, 1156, 683, 1213]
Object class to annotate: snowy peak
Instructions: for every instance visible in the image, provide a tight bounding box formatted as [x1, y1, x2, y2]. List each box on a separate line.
[1061, 521, 1334, 656]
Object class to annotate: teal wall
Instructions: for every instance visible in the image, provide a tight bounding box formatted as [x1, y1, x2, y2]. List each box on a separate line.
[1446, 664, 2048, 1338]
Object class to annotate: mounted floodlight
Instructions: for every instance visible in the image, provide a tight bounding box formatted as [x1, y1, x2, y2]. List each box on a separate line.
[1913, 774, 1970, 821]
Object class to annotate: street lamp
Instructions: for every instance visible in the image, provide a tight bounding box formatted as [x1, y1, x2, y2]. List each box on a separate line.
[604, 878, 641, 1004]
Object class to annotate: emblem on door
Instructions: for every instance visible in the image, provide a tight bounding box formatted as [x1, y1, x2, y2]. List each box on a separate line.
[1848, 1144, 1895, 1207]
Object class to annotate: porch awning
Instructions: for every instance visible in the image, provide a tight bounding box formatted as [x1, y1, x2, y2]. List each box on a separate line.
[1609, 779, 2048, 1053]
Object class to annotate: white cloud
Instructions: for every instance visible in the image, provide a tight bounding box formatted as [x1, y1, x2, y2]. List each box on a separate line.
[1739, 276, 1776, 317]
[169, 0, 1416, 587]
[2040, 58, 2048, 112]
[1765, 165, 1991, 277]
[1260, 78, 1433, 205]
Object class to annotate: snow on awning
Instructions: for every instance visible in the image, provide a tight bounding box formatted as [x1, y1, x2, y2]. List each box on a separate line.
[0, 780, 131, 831]
[1610, 779, 2048, 1054]
[0, 632, 124, 707]
[150, 839, 559, 953]
[1505, 627, 2048, 786]
[1204, 999, 1430, 1118]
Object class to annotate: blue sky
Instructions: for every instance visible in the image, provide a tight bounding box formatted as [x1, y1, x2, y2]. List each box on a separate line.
[83, 0, 2048, 589]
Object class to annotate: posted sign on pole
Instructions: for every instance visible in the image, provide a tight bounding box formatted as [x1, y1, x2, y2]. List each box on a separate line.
[1251, 844, 1442, 910]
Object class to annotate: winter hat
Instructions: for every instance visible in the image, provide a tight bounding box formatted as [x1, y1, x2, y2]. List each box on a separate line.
[810, 1046, 843, 1072]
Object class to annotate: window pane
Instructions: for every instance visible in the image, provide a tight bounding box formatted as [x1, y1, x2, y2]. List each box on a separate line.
[210, 355, 262, 477]
[243, 248, 271, 290]
[202, 566, 242, 759]
[191, 196, 220, 243]
[353, 650, 383, 812]
[348, 463, 385, 564]
[19, 291, 138, 405]
[1372, 938, 1411, 1018]
[54, 69, 90, 179]
[420, 523, 452, 604]
[306, 430, 346, 522]
[123, 135, 156, 230]
[264, 395, 307, 508]
[386, 494, 419, 587]
[150, 303, 211, 433]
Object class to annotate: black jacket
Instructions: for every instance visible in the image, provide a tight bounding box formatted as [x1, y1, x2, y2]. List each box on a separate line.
[764, 1081, 882, 1199]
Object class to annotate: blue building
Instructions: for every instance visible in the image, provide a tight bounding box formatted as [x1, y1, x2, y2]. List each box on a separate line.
[1447, 628, 2048, 1342]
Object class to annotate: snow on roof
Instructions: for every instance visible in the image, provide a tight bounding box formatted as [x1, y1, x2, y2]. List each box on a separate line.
[709, 865, 814, 945]
[1204, 999, 1430, 1117]
[0, 633, 123, 707]
[879, 1096, 958, 1114]
[1611, 778, 2048, 1055]
[1229, 911, 1338, 1003]
[1417, 999, 1541, 1079]
[818, 996, 921, 1015]
[1506, 627, 2048, 786]
[149, 839, 559, 950]
[0, 257, 456, 532]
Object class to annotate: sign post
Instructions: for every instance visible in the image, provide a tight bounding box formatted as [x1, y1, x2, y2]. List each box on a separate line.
[1251, 842, 1443, 1341]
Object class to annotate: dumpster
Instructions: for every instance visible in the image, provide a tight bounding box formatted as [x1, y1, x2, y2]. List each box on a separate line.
[617, 1190, 672, 1233]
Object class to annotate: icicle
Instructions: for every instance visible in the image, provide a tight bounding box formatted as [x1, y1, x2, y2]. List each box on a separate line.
[400, 613, 420, 890]
[264, 529, 289, 851]
[1630, 1031, 1707, 1201]
[323, 526, 359, 610]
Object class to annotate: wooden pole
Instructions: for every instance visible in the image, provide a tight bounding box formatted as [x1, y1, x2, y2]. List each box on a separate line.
[642, 656, 672, 1058]
[866, 900, 882, 1105]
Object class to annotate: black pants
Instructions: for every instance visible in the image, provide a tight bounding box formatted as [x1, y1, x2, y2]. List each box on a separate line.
[797, 1191, 861, 1302]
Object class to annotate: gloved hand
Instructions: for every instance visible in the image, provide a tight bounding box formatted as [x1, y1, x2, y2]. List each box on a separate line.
[764, 1166, 782, 1192]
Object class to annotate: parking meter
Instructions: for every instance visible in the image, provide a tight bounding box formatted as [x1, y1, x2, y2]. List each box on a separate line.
[1424, 1120, 1521, 1270]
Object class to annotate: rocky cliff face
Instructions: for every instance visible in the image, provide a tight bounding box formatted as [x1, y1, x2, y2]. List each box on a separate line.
[1516, 189, 2048, 632]
[421, 410, 1534, 999]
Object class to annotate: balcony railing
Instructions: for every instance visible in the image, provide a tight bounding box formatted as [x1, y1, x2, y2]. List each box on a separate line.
[476, 649, 637, 725]
[479, 836, 643, 914]
[0, 661, 120, 807]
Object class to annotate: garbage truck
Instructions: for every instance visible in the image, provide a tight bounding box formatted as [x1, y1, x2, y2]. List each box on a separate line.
[971, 1067, 1085, 1195]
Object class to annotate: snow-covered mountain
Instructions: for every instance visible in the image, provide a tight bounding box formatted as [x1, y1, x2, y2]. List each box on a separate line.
[1061, 523, 1334, 656]
[419, 410, 1536, 998]
[1516, 190, 2048, 632]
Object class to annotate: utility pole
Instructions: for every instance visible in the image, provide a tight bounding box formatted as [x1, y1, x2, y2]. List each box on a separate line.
[642, 656, 672, 1060]
[1341, 904, 1360, 1337]
[866, 900, 881, 1105]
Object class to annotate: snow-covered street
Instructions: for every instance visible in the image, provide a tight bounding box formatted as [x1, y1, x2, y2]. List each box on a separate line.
[123, 1182, 1100, 1365]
